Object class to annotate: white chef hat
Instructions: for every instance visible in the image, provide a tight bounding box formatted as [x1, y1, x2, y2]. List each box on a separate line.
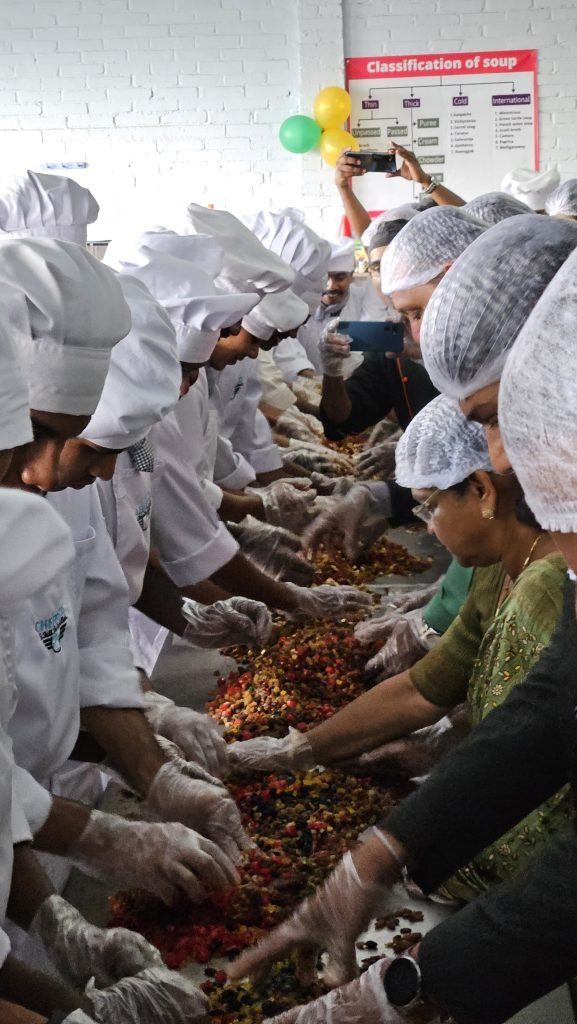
[380, 207, 486, 295]
[420, 214, 577, 400]
[545, 179, 577, 219]
[328, 238, 355, 274]
[185, 204, 295, 294]
[105, 229, 259, 362]
[395, 394, 493, 491]
[0, 171, 99, 245]
[464, 191, 531, 226]
[501, 167, 560, 212]
[0, 238, 130, 416]
[81, 275, 181, 451]
[243, 209, 331, 288]
[500, 247, 577, 533]
[0, 285, 33, 450]
[242, 290, 309, 342]
[361, 204, 419, 248]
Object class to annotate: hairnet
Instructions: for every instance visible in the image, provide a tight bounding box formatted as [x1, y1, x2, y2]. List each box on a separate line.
[546, 179, 577, 218]
[81, 276, 181, 451]
[242, 290, 309, 342]
[0, 171, 99, 245]
[420, 214, 577, 400]
[380, 206, 486, 295]
[361, 205, 417, 249]
[364, 218, 410, 252]
[395, 394, 492, 491]
[501, 167, 560, 212]
[0, 238, 131, 415]
[0, 286, 33, 450]
[500, 247, 577, 533]
[464, 191, 531, 226]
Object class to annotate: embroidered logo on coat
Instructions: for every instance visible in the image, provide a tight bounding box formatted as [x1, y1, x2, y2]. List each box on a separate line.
[135, 495, 152, 532]
[231, 378, 245, 399]
[35, 606, 68, 654]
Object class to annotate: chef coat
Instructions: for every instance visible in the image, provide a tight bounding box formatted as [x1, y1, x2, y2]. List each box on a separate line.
[97, 449, 153, 606]
[208, 360, 283, 478]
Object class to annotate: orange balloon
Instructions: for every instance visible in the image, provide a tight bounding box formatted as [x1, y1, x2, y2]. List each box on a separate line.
[313, 86, 352, 130]
[320, 129, 359, 167]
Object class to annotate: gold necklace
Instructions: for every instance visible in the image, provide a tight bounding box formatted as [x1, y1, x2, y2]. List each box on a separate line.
[497, 533, 545, 611]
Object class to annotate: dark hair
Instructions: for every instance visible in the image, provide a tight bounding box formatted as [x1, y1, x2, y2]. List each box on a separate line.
[448, 476, 542, 530]
[370, 218, 408, 250]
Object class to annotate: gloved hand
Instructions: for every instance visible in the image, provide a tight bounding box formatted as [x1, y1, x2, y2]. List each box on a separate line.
[319, 318, 352, 377]
[69, 809, 239, 905]
[285, 582, 373, 621]
[181, 595, 272, 648]
[303, 485, 389, 561]
[381, 580, 443, 619]
[354, 437, 399, 481]
[355, 714, 468, 779]
[144, 692, 228, 777]
[364, 609, 440, 680]
[364, 418, 401, 448]
[30, 894, 162, 989]
[282, 447, 353, 475]
[258, 479, 319, 533]
[228, 728, 316, 775]
[144, 762, 250, 864]
[154, 734, 225, 786]
[353, 583, 441, 645]
[290, 375, 323, 413]
[85, 966, 208, 1024]
[228, 516, 314, 586]
[276, 407, 325, 443]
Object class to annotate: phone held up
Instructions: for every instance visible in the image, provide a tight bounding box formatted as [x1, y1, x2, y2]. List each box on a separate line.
[344, 149, 397, 174]
[339, 320, 405, 354]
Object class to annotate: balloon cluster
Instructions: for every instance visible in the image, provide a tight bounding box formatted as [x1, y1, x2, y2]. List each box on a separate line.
[279, 86, 359, 166]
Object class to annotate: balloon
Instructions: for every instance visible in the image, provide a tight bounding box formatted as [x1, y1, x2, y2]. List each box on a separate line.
[279, 115, 322, 154]
[313, 86, 352, 130]
[320, 129, 359, 167]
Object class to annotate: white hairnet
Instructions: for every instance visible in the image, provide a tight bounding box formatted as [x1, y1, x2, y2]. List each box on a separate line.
[361, 206, 418, 250]
[0, 238, 130, 415]
[395, 394, 492, 491]
[328, 238, 355, 273]
[546, 179, 577, 218]
[501, 167, 560, 212]
[420, 214, 577, 400]
[464, 191, 531, 226]
[242, 290, 309, 342]
[500, 246, 577, 533]
[0, 171, 99, 245]
[380, 206, 486, 295]
[81, 276, 181, 451]
[0, 286, 33, 450]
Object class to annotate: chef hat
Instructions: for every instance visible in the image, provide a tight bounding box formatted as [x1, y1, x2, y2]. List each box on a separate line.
[81, 275, 181, 451]
[105, 229, 259, 362]
[420, 214, 577, 400]
[361, 204, 419, 249]
[395, 394, 493, 491]
[500, 247, 577, 533]
[328, 238, 355, 274]
[0, 238, 130, 415]
[0, 285, 33, 450]
[242, 208, 331, 289]
[242, 290, 309, 342]
[0, 171, 99, 245]
[380, 207, 486, 295]
[501, 167, 560, 212]
[464, 191, 531, 226]
[185, 204, 295, 294]
[545, 179, 577, 219]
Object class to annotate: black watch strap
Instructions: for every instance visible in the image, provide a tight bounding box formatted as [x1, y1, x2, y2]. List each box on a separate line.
[383, 954, 422, 1009]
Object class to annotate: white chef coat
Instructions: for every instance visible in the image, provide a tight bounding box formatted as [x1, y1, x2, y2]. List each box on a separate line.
[208, 359, 283, 478]
[97, 449, 153, 606]
[256, 347, 297, 413]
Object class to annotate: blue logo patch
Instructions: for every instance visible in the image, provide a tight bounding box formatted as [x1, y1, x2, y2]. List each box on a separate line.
[135, 495, 152, 532]
[231, 378, 245, 399]
[35, 606, 68, 654]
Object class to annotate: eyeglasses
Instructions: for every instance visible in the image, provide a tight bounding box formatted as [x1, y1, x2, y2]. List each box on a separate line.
[412, 489, 440, 524]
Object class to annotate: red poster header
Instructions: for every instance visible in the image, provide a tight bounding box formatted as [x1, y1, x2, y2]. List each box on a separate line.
[346, 49, 537, 80]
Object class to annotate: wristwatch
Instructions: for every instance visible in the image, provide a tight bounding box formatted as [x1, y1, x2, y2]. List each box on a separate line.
[421, 175, 440, 195]
[383, 954, 423, 1009]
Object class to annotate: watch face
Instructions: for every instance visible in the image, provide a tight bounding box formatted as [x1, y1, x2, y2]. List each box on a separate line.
[384, 956, 420, 1008]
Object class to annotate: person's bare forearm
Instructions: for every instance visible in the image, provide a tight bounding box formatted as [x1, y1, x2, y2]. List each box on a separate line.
[135, 560, 230, 636]
[0, 957, 82, 1018]
[321, 374, 352, 425]
[8, 846, 55, 930]
[210, 553, 299, 613]
[32, 798, 91, 857]
[79, 706, 165, 796]
[427, 181, 465, 207]
[306, 671, 445, 763]
[337, 183, 371, 238]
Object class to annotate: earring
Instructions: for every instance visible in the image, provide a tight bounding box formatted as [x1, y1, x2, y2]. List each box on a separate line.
[482, 508, 496, 520]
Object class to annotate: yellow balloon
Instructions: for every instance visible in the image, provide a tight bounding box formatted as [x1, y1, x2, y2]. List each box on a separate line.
[313, 86, 352, 130]
[320, 129, 359, 167]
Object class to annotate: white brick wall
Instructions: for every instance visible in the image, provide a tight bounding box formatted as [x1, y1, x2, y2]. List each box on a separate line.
[1, 0, 576, 239]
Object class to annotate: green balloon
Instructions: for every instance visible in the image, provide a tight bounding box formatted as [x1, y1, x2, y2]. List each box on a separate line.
[279, 115, 322, 154]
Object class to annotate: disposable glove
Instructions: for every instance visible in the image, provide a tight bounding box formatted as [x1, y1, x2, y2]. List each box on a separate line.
[69, 809, 238, 906]
[276, 407, 325, 443]
[258, 479, 319, 533]
[30, 894, 162, 989]
[364, 418, 401, 448]
[282, 444, 354, 476]
[303, 485, 389, 561]
[319, 319, 352, 377]
[285, 582, 373, 621]
[144, 762, 250, 864]
[154, 734, 225, 786]
[181, 595, 272, 648]
[354, 437, 399, 481]
[85, 966, 208, 1024]
[354, 583, 441, 644]
[62, 1013, 98, 1023]
[229, 516, 314, 586]
[228, 728, 315, 775]
[355, 713, 468, 780]
[144, 692, 228, 778]
[309, 472, 357, 496]
[364, 610, 440, 680]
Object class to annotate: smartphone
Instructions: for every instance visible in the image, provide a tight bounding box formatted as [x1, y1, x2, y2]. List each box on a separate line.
[344, 149, 397, 174]
[339, 320, 405, 353]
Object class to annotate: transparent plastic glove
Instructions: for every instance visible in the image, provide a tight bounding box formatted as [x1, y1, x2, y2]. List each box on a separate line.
[154, 734, 225, 786]
[144, 762, 250, 865]
[228, 516, 314, 586]
[144, 692, 229, 777]
[285, 582, 373, 621]
[309, 472, 357, 496]
[364, 609, 440, 680]
[86, 966, 208, 1024]
[282, 446, 354, 475]
[181, 595, 272, 649]
[69, 809, 238, 906]
[30, 894, 162, 990]
[354, 438, 399, 480]
[228, 728, 315, 775]
[319, 318, 352, 377]
[364, 418, 401, 448]
[228, 852, 386, 989]
[276, 407, 325, 443]
[303, 485, 389, 561]
[354, 584, 440, 645]
[258, 479, 319, 533]
[62, 1012, 98, 1023]
[356, 714, 468, 779]
[381, 580, 442, 618]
